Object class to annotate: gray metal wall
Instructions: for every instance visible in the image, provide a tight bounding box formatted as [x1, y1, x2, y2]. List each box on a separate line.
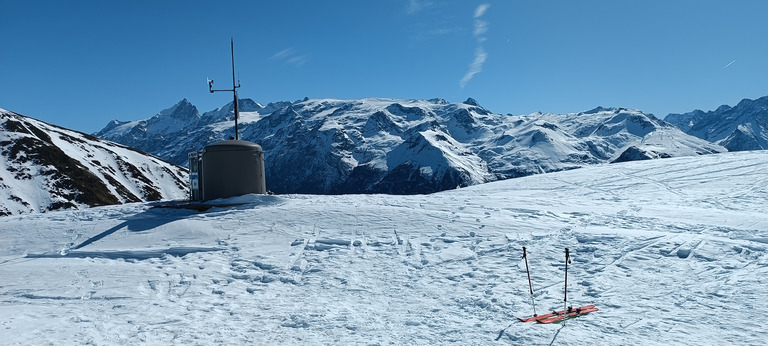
[200, 140, 266, 200]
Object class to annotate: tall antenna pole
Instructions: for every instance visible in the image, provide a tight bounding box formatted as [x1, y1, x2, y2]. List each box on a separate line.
[208, 37, 242, 140]
[231, 38, 239, 140]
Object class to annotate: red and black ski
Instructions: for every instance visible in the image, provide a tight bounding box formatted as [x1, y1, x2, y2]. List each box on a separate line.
[517, 248, 598, 324]
[537, 305, 598, 324]
[517, 305, 596, 323]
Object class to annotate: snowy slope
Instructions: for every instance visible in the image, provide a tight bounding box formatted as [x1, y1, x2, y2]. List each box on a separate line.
[1, 150, 766, 344]
[97, 98, 725, 194]
[0, 108, 188, 216]
[665, 95, 768, 151]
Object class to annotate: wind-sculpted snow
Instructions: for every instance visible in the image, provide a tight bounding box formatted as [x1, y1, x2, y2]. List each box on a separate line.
[97, 98, 724, 194]
[0, 108, 188, 216]
[1, 151, 766, 344]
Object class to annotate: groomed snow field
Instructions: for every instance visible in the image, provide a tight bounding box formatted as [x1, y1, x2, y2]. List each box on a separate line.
[1, 150, 767, 345]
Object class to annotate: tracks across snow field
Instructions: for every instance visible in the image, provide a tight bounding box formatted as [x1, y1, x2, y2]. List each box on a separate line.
[1, 151, 767, 344]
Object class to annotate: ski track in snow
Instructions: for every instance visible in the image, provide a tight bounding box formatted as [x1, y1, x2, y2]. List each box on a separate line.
[1, 151, 767, 345]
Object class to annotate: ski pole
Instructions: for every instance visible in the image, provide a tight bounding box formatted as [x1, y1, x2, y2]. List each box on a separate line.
[564, 247, 572, 312]
[522, 247, 537, 316]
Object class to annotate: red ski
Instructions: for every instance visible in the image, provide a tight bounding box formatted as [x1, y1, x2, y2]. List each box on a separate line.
[517, 248, 598, 324]
[536, 305, 598, 324]
[517, 305, 595, 323]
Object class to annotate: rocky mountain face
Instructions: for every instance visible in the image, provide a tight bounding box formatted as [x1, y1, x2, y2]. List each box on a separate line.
[96, 98, 724, 195]
[665, 95, 768, 151]
[0, 108, 188, 216]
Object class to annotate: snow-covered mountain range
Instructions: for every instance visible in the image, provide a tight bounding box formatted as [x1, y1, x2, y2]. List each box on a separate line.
[0, 108, 188, 216]
[96, 98, 724, 194]
[665, 95, 768, 151]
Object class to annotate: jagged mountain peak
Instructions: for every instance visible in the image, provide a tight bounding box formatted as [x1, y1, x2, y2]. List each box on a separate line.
[719, 125, 765, 151]
[715, 104, 732, 113]
[582, 106, 613, 114]
[579, 106, 645, 116]
[665, 94, 768, 151]
[200, 98, 264, 122]
[238, 98, 265, 111]
[606, 110, 662, 137]
[556, 107, 668, 140]
[428, 98, 450, 105]
[734, 95, 768, 112]
[99, 119, 131, 134]
[156, 99, 199, 120]
[463, 97, 480, 107]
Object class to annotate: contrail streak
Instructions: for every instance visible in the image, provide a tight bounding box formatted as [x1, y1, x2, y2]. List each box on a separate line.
[722, 60, 736, 69]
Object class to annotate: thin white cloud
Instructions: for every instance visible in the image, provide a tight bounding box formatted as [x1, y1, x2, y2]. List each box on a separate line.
[407, 2, 453, 43]
[722, 59, 736, 69]
[474, 19, 488, 37]
[473, 3, 490, 38]
[286, 56, 309, 66]
[474, 3, 490, 18]
[271, 48, 308, 67]
[271, 48, 294, 60]
[460, 47, 487, 88]
[461, 3, 491, 88]
[406, 0, 434, 15]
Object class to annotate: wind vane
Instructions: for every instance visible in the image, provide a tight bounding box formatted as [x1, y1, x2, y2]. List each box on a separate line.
[208, 38, 241, 140]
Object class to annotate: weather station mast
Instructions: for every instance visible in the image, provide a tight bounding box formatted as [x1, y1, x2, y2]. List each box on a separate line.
[188, 38, 265, 202]
[207, 38, 241, 140]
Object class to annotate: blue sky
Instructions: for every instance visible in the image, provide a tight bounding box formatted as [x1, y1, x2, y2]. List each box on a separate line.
[2, 0, 767, 133]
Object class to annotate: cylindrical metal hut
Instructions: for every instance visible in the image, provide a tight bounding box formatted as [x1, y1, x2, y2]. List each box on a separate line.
[196, 140, 266, 200]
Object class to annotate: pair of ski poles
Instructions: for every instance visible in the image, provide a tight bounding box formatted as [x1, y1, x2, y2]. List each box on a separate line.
[521, 247, 572, 317]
